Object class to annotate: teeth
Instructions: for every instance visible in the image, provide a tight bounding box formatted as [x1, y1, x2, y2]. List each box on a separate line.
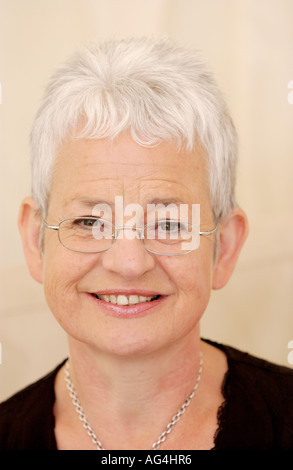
[95, 294, 159, 305]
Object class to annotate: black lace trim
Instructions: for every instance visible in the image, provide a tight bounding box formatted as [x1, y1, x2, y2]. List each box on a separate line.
[211, 367, 231, 450]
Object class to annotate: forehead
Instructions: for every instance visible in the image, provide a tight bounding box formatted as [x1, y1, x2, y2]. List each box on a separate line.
[49, 133, 210, 214]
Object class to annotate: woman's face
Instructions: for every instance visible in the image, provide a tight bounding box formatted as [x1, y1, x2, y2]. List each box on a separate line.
[41, 133, 217, 357]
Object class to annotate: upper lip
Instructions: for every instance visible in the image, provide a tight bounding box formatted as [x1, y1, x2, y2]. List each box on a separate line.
[89, 289, 164, 297]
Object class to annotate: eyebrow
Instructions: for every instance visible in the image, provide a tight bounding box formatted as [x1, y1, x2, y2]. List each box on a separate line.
[65, 197, 115, 208]
[146, 197, 188, 206]
[64, 196, 190, 213]
[68, 196, 187, 204]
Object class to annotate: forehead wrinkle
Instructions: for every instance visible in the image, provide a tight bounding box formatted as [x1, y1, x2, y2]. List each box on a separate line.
[73, 178, 122, 192]
[87, 160, 175, 167]
[62, 178, 123, 209]
[140, 177, 189, 184]
[64, 197, 116, 209]
[139, 178, 195, 195]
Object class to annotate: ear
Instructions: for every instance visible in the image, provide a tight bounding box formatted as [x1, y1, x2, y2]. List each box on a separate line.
[18, 196, 43, 284]
[212, 208, 248, 290]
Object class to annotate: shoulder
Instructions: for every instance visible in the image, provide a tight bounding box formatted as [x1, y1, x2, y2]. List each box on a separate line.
[205, 339, 293, 449]
[204, 338, 293, 389]
[0, 360, 66, 450]
[221, 341, 293, 395]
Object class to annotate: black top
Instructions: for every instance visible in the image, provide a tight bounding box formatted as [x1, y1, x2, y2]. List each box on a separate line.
[1, 339, 293, 450]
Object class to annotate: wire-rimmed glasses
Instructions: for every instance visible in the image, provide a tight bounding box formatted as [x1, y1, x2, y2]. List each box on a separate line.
[42, 216, 217, 256]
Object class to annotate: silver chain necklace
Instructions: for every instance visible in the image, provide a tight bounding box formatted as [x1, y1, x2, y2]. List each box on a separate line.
[64, 352, 203, 450]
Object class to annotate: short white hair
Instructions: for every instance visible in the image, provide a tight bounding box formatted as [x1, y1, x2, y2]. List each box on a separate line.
[30, 36, 238, 220]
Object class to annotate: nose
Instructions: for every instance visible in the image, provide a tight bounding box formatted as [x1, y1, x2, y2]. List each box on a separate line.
[101, 228, 156, 279]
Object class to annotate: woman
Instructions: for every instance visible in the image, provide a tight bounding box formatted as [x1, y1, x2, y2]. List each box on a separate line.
[1, 37, 292, 450]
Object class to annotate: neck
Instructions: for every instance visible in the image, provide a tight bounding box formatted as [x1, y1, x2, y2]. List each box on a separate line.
[64, 330, 203, 449]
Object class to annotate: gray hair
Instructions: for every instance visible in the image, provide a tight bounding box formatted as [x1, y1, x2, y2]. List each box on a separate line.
[30, 36, 238, 221]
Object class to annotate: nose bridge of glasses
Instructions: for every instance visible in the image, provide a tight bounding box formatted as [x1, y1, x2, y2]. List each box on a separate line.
[114, 225, 144, 240]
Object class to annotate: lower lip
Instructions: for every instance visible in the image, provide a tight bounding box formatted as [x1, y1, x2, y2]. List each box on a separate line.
[88, 294, 167, 318]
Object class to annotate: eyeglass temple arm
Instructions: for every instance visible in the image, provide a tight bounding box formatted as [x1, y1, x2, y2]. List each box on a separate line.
[42, 220, 59, 231]
[199, 225, 218, 236]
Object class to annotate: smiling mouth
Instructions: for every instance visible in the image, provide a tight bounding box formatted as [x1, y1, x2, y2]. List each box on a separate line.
[92, 294, 161, 306]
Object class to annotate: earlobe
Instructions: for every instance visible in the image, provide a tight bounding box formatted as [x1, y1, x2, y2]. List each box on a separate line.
[212, 208, 249, 290]
[18, 196, 43, 284]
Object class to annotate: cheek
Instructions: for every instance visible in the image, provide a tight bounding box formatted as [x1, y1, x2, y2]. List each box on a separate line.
[164, 251, 213, 296]
[161, 257, 212, 341]
[41, 250, 89, 316]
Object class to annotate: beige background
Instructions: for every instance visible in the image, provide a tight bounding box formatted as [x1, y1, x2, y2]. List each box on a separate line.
[0, 0, 293, 402]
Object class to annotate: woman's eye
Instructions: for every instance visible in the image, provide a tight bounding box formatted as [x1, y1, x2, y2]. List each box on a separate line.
[159, 221, 180, 231]
[83, 218, 97, 226]
[79, 218, 94, 226]
[74, 218, 101, 228]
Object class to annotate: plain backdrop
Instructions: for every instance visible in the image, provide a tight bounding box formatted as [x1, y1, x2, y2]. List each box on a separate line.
[0, 0, 293, 401]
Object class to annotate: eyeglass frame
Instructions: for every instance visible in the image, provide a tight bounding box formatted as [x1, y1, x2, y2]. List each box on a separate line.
[42, 216, 218, 256]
